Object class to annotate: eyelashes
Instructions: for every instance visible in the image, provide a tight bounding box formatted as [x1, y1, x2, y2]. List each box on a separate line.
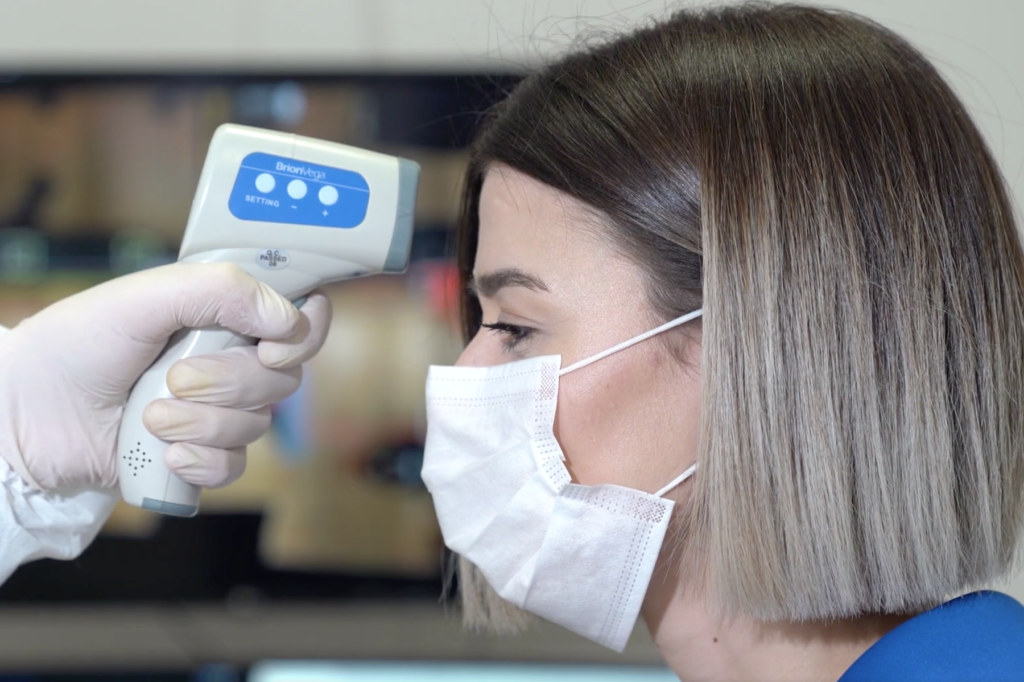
[480, 322, 536, 352]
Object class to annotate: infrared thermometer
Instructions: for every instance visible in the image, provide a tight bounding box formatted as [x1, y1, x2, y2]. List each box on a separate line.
[117, 123, 420, 517]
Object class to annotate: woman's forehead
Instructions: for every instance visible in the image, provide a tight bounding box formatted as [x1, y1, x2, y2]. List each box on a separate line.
[474, 166, 651, 310]
[476, 166, 606, 273]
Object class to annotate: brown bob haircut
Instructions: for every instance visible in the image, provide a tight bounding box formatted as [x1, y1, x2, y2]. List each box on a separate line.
[454, 2, 1024, 625]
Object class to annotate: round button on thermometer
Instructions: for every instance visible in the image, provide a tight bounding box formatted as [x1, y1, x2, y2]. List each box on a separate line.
[255, 173, 275, 193]
[319, 185, 339, 206]
[287, 179, 308, 199]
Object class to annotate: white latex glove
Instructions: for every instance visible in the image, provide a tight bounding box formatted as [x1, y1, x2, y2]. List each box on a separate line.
[0, 262, 332, 492]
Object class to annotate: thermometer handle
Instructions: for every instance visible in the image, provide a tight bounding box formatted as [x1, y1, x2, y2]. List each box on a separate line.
[117, 295, 309, 517]
[116, 326, 252, 516]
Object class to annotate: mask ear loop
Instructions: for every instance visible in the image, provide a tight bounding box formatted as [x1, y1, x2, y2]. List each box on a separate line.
[655, 462, 698, 498]
[558, 307, 704, 376]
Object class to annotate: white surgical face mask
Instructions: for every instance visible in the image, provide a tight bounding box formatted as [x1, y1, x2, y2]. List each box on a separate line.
[421, 308, 703, 651]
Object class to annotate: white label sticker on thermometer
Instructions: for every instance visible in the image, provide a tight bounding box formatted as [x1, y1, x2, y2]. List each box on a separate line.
[256, 248, 290, 269]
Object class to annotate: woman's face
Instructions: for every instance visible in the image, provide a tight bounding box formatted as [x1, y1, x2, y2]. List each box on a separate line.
[457, 164, 702, 494]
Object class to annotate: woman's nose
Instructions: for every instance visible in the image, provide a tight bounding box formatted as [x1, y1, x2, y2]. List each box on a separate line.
[455, 330, 501, 367]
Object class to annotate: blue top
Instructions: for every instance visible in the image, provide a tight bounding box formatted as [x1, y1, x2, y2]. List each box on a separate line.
[839, 591, 1024, 681]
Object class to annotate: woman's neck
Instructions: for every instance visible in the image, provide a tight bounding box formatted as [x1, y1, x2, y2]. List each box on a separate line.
[642, 574, 914, 682]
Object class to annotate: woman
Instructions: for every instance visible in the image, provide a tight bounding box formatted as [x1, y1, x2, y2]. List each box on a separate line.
[420, 3, 1024, 680]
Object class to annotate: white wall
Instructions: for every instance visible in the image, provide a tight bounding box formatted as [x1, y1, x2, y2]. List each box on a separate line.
[0, 0, 1021, 601]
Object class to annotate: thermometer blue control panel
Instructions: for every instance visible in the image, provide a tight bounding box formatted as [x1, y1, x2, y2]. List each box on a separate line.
[228, 152, 371, 229]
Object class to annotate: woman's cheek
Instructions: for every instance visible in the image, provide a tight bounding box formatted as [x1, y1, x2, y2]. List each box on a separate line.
[553, 372, 625, 486]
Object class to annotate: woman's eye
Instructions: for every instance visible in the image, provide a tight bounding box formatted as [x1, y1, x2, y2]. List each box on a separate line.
[480, 322, 535, 352]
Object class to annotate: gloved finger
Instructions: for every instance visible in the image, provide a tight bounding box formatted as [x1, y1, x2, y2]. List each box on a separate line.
[166, 346, 302, 410]
[256, 289, 333, 369]
[165, 442, 246, 488]
[142, 399, 271, 450]
[114, 262, 303, 344]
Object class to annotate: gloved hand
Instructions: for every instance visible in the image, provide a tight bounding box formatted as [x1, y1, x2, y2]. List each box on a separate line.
[0, 262, 332, 492]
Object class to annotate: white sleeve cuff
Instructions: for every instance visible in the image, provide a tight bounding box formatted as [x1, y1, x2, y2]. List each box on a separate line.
[0, 456, 118, 585]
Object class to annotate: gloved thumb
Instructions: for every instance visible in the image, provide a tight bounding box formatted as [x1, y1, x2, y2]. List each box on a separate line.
[103, 262, 302, 344]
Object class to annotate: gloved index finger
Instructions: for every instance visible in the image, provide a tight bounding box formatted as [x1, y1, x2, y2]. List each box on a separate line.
[113, 262, 303, 344]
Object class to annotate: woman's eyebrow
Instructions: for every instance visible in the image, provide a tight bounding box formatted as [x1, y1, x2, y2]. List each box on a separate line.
[468, 268, 550, 298]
